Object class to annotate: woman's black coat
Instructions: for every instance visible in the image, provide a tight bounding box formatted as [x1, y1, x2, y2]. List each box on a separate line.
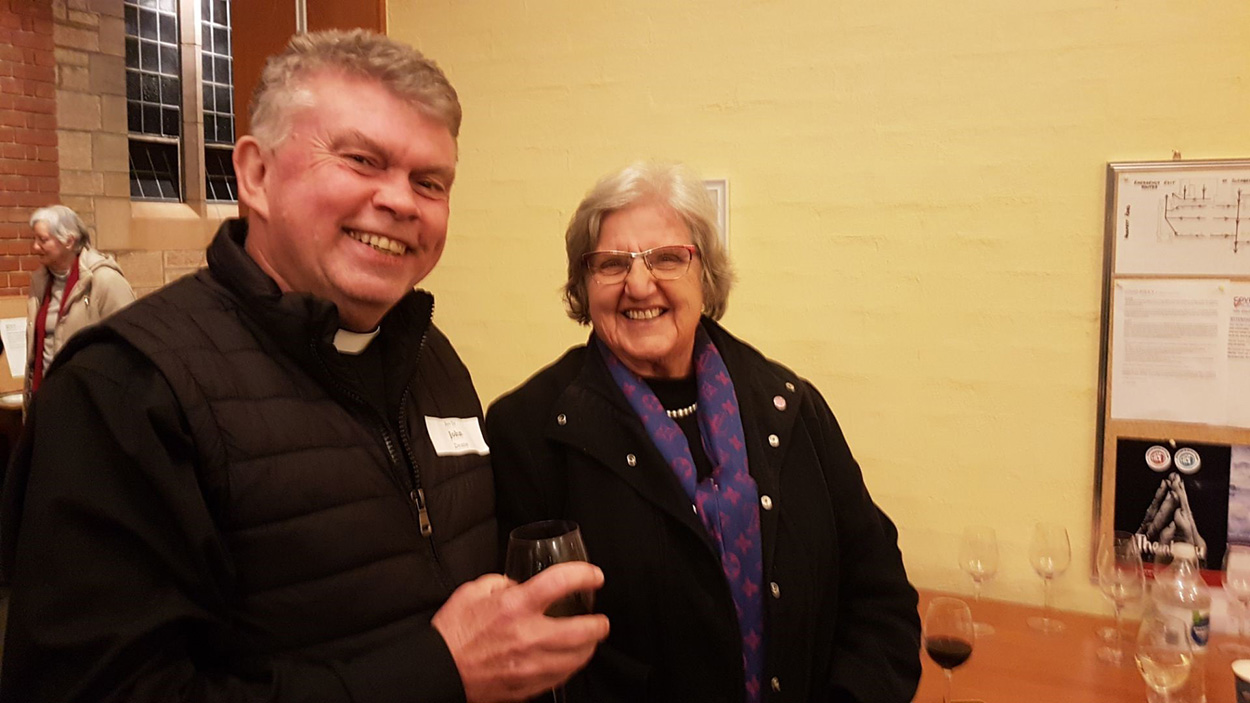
[486, 319, 921, 703]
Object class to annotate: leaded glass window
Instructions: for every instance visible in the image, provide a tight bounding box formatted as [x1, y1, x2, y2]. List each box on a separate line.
[125, 0, 182, 200]
[124, 0, 237, 204]
[201, 0, 236, 202]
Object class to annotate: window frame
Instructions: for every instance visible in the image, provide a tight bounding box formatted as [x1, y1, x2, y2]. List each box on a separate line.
[124, 0, 236, 208]
[121, 0, 238, 252]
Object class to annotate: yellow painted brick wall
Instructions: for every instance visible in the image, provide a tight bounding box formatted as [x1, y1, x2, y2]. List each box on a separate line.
[389, 0, 1250, 613]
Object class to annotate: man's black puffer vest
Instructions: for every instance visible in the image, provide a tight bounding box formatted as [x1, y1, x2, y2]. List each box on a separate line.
[58, 220, 496, 665]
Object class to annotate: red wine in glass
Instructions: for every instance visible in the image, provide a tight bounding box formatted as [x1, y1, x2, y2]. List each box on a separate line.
[924, 635, 973, 669]
[543, 589, 594, 618]
[923, 597, 975, 703]
[504, 520, 594, 703]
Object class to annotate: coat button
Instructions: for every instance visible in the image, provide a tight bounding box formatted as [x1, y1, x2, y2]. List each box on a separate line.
[768, 434, 780, 447]
[770, 581, 781, 598]
[773, 395, 787, 411]
[626, 454, 636, 467]
[770, 676, 781, 692]
[556, 413, 567, 425]
[760, 495, 774, 510]
[785, 382, 795, 392]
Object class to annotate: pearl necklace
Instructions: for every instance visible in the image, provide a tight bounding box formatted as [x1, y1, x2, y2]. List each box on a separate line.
[665, 402, 698, 419]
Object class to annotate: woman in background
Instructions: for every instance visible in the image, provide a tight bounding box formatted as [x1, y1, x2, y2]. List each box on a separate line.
[26, 205, 135, 404]
[487, 162, 920, 702]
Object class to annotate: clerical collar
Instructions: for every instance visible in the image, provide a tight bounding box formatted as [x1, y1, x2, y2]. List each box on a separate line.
[332, 326, 380, 355]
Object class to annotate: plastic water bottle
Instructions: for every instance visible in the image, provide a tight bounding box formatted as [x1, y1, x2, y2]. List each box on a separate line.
[1151, 542, 1209, 703]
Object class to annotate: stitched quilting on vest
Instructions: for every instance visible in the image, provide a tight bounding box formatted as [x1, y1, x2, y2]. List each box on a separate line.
[96, 275, 450, 653]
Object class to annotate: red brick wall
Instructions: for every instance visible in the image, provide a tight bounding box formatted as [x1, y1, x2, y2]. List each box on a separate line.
[0, 0, 56, 296]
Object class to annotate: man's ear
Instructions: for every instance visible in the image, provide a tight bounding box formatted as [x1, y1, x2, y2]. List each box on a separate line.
[233, 136, 270, 219]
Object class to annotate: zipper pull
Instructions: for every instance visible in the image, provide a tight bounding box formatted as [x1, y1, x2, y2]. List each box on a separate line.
[410, 488, 432, 537]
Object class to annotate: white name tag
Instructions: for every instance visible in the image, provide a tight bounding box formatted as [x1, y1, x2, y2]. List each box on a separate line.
[424, 416, 490, 456]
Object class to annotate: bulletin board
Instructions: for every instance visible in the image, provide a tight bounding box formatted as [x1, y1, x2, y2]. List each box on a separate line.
[0, 295, 26, 396]
[1094, 158, 1250, 574]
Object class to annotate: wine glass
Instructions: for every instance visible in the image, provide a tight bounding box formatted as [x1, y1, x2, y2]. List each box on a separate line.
[504, 520, 593, 702]
[1026, 522, 1070, 633]
[1220, 544, 1250, 656]
[923, 597, 975, 703]
[957, 525, 999, 636]
[1095, 530, 1145, 664]
[1135, 613, 1193, 703]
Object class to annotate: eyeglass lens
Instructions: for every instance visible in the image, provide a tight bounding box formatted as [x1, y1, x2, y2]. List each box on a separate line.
[586, 245, 694, 282]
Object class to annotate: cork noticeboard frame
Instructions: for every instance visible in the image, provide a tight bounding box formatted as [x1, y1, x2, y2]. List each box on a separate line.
[1094, 158, 1250, 573]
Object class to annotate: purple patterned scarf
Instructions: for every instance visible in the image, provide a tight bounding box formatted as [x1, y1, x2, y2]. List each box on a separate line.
[597, 324, 765, 702]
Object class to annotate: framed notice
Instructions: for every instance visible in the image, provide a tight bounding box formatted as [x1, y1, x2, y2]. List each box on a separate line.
[703, 178, 729, 247]
[1095, 158, 1250, 574]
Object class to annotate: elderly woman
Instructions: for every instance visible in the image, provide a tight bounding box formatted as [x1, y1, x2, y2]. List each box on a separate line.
[26, 205, 135, 401]
[487, 162, 921, 703]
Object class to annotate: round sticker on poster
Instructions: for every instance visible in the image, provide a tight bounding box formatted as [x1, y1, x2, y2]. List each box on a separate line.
[1174, 447, 1201, 475]
[1145, 445, 1172, 472]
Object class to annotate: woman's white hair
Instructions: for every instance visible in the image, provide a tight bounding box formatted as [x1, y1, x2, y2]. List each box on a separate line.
[29, 205, 90, 250]
[562, 161, 735, 324]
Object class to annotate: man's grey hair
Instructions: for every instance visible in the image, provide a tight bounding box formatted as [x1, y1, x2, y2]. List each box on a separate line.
[563, 161, 735, 325]
[249, 28, 461, 147]
[29, 205, 90, 251]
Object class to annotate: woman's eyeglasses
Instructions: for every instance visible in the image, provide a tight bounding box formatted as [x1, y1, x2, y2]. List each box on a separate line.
[582, 245, 698, 284]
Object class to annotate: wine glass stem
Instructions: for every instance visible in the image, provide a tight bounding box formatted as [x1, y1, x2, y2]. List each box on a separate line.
[943, 668, 952, 703]
[973, 579, 982, 603]
[1111, 602, 1122, 651]
[1042, 575, 1052, 621]
[1235, 600, 1245, 645]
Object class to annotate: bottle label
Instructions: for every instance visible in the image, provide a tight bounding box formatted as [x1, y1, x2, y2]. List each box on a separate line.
[1192, 611, 1210, 647]
[1159, 604, 1210, 649]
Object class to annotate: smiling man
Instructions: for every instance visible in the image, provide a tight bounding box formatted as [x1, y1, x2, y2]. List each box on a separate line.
[0, 30, 607, 703]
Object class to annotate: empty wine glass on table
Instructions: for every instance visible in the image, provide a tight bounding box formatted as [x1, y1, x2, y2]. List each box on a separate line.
[1220, 544, 1250, 656]
[923, 597, 975, 703]
[957, 525, 999, 636]
[504, 520, 594, 702]
[1026, 522, 1071, 634]
[1135, 613, 1193, 703]
[1095, 530, 1145, 664]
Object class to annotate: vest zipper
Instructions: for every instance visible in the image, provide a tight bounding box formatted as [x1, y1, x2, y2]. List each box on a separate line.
[396, 315, 433, 540]
[397, 395, 430, 537]
[394, 309, 453, 591]
[310, 341, 429, 541]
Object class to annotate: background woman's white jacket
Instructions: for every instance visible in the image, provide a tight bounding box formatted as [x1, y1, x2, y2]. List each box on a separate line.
[24, 247, 135, 398]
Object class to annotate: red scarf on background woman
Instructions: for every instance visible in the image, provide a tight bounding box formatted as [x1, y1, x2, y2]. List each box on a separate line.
[30, 257, 80, 392]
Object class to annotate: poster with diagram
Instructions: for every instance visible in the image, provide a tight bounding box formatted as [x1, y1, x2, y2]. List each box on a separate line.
[1113, 163, 1250, 276]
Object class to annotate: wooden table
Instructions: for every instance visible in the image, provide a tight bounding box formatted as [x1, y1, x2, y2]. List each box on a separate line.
[915, 590, 1240, 702]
